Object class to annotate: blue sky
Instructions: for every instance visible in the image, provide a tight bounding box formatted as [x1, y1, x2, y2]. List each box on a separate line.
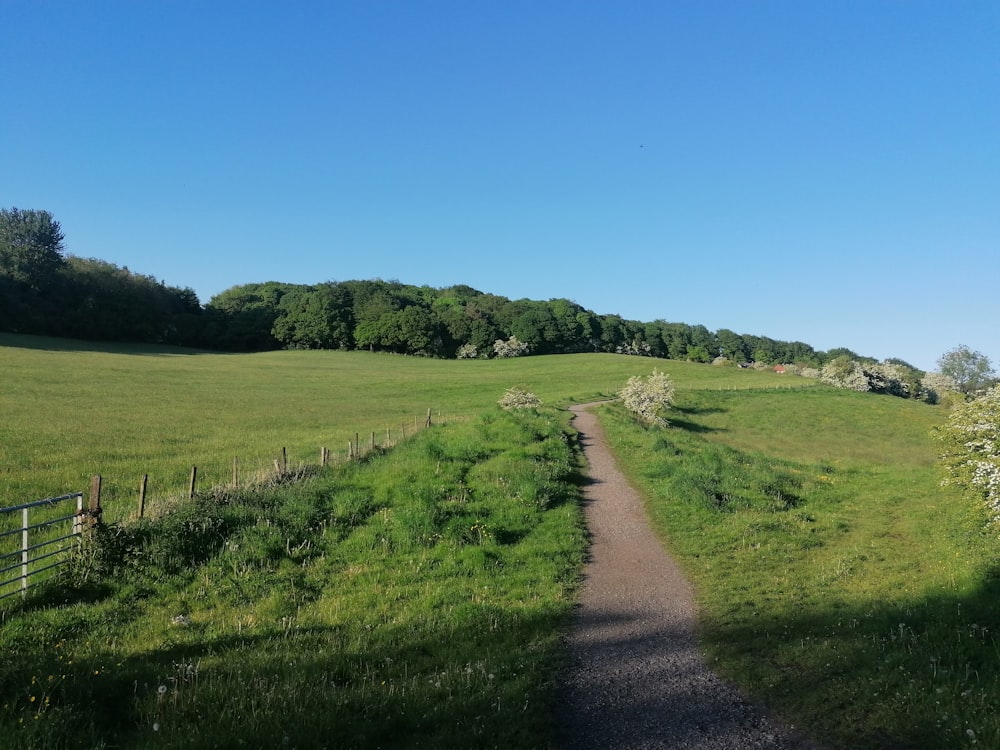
[2, 1, 997, 371]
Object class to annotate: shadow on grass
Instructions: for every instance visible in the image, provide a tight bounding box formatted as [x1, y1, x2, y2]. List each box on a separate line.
[0, 332, 218, 356]
[698, 567, 1000, 750]
[0, 600, 571, 750]
[670, 404, 726, 434]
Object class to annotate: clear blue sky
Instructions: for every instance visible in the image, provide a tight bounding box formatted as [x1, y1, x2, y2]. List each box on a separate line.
[2, 1, 997, 371]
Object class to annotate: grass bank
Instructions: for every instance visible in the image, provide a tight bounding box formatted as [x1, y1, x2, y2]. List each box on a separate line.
[0, 407, 585, 749]
[599, 387, 999, 749]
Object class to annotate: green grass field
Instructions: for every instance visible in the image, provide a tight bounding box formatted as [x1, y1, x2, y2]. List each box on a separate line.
[2, 333, 997, 749]
[0, 332, 801, 517]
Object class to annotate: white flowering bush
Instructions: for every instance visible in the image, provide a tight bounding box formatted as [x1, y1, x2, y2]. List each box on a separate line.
[921, 371, 961, 404]
[456, 343, 479, 359]
[493, 336, 529, 358]
[498, 387, 541, 410]
[866, 361, 913, 398]
[935, 385, 1000, 523]
[616, 339, 652, 357]
[821, 357, 871, 392]
[619, 370, 675, 427]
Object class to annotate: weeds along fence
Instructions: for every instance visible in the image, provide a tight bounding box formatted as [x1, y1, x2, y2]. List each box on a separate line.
[0, 409, 444, 605]
[0, 409, 441, 601]
[0, 491, 99, 602]
[13, 408, 440, 526]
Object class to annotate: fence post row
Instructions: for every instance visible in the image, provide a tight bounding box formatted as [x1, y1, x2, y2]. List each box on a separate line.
[11, 408, 436, 539]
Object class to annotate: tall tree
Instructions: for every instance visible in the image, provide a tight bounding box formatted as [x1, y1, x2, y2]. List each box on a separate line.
[0, 208, 66, 290]
[937, 345, 996, 395]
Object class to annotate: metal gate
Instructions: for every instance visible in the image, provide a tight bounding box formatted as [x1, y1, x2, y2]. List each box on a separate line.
[0, 493, 86, 601]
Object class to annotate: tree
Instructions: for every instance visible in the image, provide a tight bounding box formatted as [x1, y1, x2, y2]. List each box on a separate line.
[272, 283, 355, 350]
[937, 345, 996, 395]
[0, 208, 66, 290]
[204, 282, 300, 350]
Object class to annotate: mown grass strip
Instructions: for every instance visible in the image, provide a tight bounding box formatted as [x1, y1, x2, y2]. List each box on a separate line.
[0, 408, 585, 749]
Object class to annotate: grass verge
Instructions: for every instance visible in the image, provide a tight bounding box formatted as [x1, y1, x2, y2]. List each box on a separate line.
[0, 407, 585, 749]
[599, 388, 1000, 749]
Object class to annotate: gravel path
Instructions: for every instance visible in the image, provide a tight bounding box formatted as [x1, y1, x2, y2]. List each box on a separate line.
[555, 403, 821, 750]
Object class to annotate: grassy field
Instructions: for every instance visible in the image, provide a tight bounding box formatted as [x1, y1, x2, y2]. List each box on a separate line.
[0, 332, 802, 517]
[1, 407, 586, 748]
[3, 333, 998, 748]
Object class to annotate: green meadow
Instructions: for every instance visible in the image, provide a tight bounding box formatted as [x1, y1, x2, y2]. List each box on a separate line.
[2, 332, 998, 749]
[0, 332, 797, 516]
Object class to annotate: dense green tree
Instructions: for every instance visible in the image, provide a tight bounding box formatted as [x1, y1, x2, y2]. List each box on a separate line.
[272, 283, 355, 349]
[0, 210, 918, 366]
[657, 322, 692, 360]
[204, 282, 301, 350]
[60, 257, 202, 344]
[0, 208, 65, 290]
[685, 344, 711, 363]
[937, 345, 996, 395]
[716, 328, 748, 361]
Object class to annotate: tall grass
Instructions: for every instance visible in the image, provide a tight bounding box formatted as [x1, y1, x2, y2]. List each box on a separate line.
[600, 388, 999, 749]
[0, 408, 585, 749]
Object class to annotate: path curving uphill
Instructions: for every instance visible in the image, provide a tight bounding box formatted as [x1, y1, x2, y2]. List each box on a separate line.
[555, 403, 821, 750]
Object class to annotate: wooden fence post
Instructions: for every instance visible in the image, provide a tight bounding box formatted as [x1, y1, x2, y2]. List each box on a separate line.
[188, 466, 197, 499]
[138, 474, 148, 519]
[425, 408, 432, 428]
[89, 475, 103, 528]
[281, 447, 288, 473]
[371, 432, 376, 451]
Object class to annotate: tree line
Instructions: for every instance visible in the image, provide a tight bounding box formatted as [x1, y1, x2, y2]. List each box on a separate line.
[0, 206, 914, 369]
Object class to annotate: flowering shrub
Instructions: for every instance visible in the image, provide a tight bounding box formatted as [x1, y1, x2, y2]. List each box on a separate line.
[920, 371, 960, 404]
[866, 361, 914, 398]
[935, 385, 1000, 524]
[615, 339, 652, 356]
[498, 387, 541, 410]
[821, 357, 871, 392]
[619, 370, 675, 427]
[456, 343, 479, 359]
[493, 336, 529, 358]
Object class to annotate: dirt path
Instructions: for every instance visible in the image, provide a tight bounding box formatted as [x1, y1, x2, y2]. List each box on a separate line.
[555, 403, 820, 750]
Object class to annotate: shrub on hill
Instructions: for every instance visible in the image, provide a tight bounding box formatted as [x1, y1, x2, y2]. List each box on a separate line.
[498, 387, 542, 410]
[619, 370, 675, 427]
[935, 384, 1000, 524]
